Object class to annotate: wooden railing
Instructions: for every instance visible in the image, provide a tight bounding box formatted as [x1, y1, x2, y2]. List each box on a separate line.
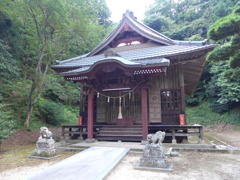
[62, 125, 103, 140]
[148, 125, 204, 143]
[62, 124, 204, 144]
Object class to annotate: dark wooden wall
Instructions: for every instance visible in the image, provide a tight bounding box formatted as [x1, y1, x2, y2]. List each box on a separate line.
[149, 64, 185, 125]
[94, 63, 185, 125]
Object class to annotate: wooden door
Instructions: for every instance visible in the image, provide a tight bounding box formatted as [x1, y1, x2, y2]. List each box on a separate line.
[161, 89, 181, 125]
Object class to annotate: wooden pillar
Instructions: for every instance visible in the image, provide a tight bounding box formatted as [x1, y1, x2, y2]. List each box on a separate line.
[179, 64, 186, 114]
[179, 64, 188, 140]
[141, 87, 148, 142]
[86, 88, 95, 143]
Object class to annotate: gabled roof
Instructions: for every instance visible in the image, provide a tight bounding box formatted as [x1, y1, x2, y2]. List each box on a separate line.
[87, 10, 175, 56]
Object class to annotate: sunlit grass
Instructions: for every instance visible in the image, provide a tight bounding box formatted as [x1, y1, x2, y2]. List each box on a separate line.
[0, 145, 77, 172]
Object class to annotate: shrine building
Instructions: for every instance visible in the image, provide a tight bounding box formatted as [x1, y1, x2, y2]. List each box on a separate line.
[51, 10, 214, 143]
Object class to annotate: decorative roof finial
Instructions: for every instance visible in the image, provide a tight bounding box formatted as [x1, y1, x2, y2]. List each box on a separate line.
[122, 10, 137, 20]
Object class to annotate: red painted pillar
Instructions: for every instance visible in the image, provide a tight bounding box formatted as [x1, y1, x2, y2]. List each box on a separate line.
[141, 87, 148, 141]
[87, 89, 94, 140]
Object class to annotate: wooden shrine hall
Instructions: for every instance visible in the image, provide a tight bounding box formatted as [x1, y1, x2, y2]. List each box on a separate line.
[51, 10, 214, 143]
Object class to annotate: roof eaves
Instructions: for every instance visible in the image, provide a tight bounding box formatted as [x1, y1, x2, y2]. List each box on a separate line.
[60, 57, 170, 76]
[51, 65, 83, 69]
[60, 57, 141, 76]
[53, 44, 215, 69]
[55, 53, 88, 65]
[173, 39, 210, 46]
[160, 44, 215, 59]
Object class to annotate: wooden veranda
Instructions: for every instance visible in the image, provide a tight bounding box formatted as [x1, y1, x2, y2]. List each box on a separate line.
[62, 124, 204, 144]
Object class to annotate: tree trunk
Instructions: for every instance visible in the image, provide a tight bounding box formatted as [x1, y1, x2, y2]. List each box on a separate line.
[24, 65, 48, 130]
[24, 105, 34, 130]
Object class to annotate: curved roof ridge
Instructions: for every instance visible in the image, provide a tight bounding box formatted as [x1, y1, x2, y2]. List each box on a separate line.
[60, 56, 170, 76]
[125, 12, 173, 43]
[87, 17, 127, 57]
[88, 10, 175, 57]
[125, 16, 174, 45]
[60, 57, 141, 76]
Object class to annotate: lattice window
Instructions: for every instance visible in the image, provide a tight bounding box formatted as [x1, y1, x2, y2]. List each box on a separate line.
[161, 89, 181, 111]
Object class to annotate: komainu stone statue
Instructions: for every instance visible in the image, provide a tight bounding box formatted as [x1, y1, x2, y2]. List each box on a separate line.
[39, 127, 53, 140]
[135, 131, 172, 171]
[33, 127, 56, 157]
[147, 131, 165, 145]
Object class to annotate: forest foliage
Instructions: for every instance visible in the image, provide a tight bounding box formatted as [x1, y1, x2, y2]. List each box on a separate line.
[0, 0, 112, 141]
[0, 0, 239, 142]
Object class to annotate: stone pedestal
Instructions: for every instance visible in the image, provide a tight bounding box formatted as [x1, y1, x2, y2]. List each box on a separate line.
[33, 138, 56, 157]
[135, 131, 173, 171]
[85, 138, 95, 143]
[138, 144, 171, 170]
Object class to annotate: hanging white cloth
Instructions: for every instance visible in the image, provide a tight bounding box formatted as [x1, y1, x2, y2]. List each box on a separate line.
[118, 93, 123, 119]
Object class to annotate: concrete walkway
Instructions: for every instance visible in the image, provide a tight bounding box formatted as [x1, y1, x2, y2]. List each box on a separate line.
[25, 147, 129, 180]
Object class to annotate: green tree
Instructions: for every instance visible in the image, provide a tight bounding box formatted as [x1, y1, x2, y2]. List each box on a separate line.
[205, 6, 240, 113]
[144, 0, 239, 40]
[0, 0, 112, 129]
[207, 6, 240, 70]
[0, 39, 19, 82]
[15, 0, 71, 129]
[0, 95, 15, 145]
[205, 62, 240, 113]
[143, 15, 174, 34]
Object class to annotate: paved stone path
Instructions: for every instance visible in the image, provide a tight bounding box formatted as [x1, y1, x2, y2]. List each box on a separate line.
[25, 147, 129, 180]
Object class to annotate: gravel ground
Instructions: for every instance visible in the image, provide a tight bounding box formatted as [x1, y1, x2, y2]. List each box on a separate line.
[0, 161, 57, 180]
[1, 127, 240, 180]
[106, 152, 240, 180]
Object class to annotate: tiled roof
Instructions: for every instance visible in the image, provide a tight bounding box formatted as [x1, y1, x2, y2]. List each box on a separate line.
[133, 58, 169, 65]
[60, 57, 170, 76]
[51, 44, 214, 69]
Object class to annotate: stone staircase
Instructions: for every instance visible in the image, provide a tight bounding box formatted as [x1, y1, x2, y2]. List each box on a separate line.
[96, 125, 143, 142]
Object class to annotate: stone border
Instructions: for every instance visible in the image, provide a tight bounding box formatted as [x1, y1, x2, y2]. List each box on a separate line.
[135, 164, 173, 172]
[28, 155, 60, 160]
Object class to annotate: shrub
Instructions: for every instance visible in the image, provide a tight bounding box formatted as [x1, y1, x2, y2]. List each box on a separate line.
[38, 100, 64, 126]
[187, 101, 240, 125]
[63, 106, 79, 125]
[209, 101, 229, 114]
[186, 96, 200, 106]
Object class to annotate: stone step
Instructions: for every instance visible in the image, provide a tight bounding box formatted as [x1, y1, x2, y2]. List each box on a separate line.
[96, 135, 142, 142]
[98, 131, 142, 135]
[100, 127, 142, 130]
[95, 125, 143, 142]
[100, 125, 142, 128]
